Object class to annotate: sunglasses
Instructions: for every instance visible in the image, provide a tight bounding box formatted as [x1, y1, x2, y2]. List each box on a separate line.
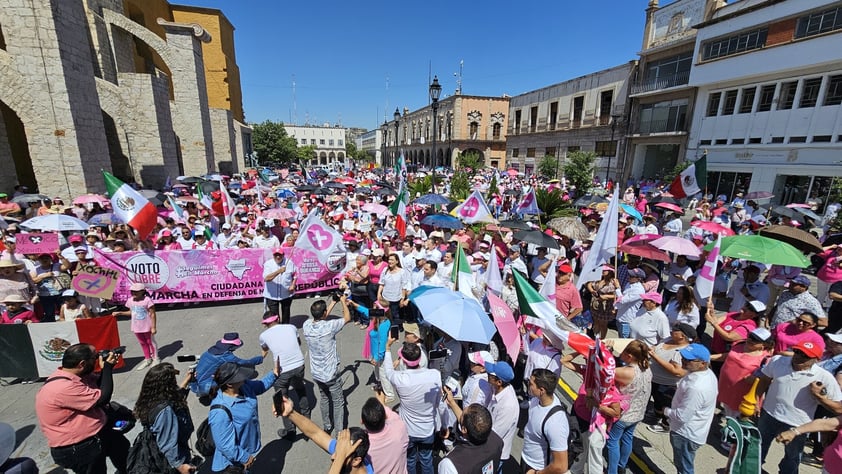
[794, 318, 814, 326]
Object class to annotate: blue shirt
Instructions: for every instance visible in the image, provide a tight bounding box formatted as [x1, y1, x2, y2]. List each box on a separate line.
[369, 318, 391, 363]
[327, 439, 375, 474]
[189, 351, 265, 396]
[209, 371, 277, 471]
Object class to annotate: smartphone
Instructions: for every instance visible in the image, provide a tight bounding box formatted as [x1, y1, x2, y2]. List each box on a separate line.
[177, 355, 197, 362]
[113, 420, 130, 431]
[429, 349, 448, 360]
[390, 326, 400, 340]
[272, 390, 285, 416]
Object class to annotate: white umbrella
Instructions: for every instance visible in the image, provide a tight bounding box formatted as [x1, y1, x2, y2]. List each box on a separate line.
[21, 214, 89, 231]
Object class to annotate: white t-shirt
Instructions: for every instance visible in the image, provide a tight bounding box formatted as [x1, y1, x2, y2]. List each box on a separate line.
[383, 352, 441, 438]
[629, 309, 671, 346]
[461, 373, 492, 407]
[259, 324, 304, 371]
[762, 356, 842, 426]
[488, 385, 519, 460]
[521, 396, 569, 469]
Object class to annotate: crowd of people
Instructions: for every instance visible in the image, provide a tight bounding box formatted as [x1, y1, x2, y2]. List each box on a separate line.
[5, 164, 842, 474]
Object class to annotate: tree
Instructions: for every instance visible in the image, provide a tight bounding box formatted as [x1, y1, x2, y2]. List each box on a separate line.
[537, 154, 558, 180]
[449, 170, 471, 201]
[252, 120, 299, 165]
[563, 151, 596, 195]
[536, 188, 576, 219]
[664, 160, 691, 185]
[295, 145, 317, 166]
[456, 151, 483, 174]
[486, 173, 498, 201]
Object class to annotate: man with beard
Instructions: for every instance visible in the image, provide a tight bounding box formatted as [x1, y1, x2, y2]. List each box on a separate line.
[35, 343, 128, 474]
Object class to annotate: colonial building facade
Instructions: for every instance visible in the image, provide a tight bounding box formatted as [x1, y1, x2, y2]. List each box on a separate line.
[687, 0, 842, 210]
[382, 94, 510, 170]
[505, 62, 635, 178]
[0, 0, 251, 197]
[285, 125, 347, 167]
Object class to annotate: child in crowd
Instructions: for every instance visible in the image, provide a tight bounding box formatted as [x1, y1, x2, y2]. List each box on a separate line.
[58, 289, 93, 321]
[114, 282, 157, 370]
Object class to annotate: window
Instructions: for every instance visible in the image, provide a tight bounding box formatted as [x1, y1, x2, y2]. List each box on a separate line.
[572, 96, 584, 127]
[469, 122, 479, 140]
[633, 52, 692, 93]
[567, 146, 580, 153]
[310, 139, 316, 145]
[338, 139, 343, 146]
[529, 106, 538, 132]
[319, 139, 325, 145]
[757, 84, 776, 111]
[594, 141, 617, 157]
[722, 90, 738, 115]
[732, 138, 745, 144]
[824, 75, 842, 105]
[739, 87, 756, 113]
[749, 137, 762, 144]
[699, 139, 712, 145]
[715, 139, 728, 145]
[599, 90, 614, 125]
[701, 28, 768, 61]
[512, 148, 519, 158]
[329, 139, 334, 146]
[790, 136, 807, 143]
[779, 81, 797, 109]
[800, 78, 823, 108]
[545, 147, 556, 157]
[771, 136, 785, 143]
[637, 99, 688, 133]
[526, 148, 536, 158]
[706, 92, 721, 116]
[514, 110, 522, 135]
[549, 102, 558, 130]
[300, 138, 307, 144]
[492, 123, 501, 140]
[813, 135, 833, 142]
[795, 6, 842, 39]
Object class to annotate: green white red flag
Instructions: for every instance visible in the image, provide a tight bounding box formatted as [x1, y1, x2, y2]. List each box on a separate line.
[102, 171, 157, 240]
[669, 154, 707, 198]
[452, 243, 477, 301]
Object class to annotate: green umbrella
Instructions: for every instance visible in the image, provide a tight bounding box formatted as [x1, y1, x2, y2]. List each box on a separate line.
[703, 235, 810, 267]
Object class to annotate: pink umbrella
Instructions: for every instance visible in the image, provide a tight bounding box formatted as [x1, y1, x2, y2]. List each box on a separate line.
[175, 195, 198, 203]
[651, 236, 701, 257]
[619, 241, 671, 262]
[786, 203, 812, 209]
[623, 233, 660, 245]
[262, 208, 296, 220]
[691, 220, 735, 236]
[654, 202, 684, 214]
[72, 194, 109, 205]
[362, 203, 390, 217]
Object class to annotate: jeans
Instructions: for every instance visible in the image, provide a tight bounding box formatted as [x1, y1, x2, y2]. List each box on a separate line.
[407, 432, 434, 474]
[315, 372, 345, 434]
[50, 428, 129, 474]
[670, 432, 701, 474]
[758, 410, 806, 473]
[274, 365, 310, 434]
[606, 420, 638, 474]
[265, 297, 292, 324]
[388, 301, 402, 325]
[616, 321, 631, 338]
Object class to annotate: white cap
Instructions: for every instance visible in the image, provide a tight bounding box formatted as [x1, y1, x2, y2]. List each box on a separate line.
[222, 223, 231, 230]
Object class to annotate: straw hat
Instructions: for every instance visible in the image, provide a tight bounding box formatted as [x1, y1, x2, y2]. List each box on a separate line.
[0, 258, 24, 270]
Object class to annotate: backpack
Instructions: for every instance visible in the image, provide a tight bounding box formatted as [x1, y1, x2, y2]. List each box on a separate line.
[540, 405, 568, 466]
[127, 403, 171, 474]
[195, 404, 235, 458]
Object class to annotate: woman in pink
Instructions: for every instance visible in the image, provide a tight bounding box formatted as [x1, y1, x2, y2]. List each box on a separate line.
[114, 282, 157, 370]
[711, 327, 773, 418]
[773, 311, 825, 356]
[777, 415, 842, 473]
[817, 245, 842, 310]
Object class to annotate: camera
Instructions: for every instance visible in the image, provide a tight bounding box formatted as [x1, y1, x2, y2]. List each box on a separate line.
[99, 346, 126, 358]
[372, 382, 383, 393]
[331, 291, 344, 302]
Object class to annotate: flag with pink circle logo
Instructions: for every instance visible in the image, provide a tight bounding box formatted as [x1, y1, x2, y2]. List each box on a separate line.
[453, 190, 496, 224]
[294, 210, 346, 262]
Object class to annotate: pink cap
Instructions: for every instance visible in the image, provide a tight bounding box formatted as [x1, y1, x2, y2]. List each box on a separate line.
[642, 292, 663, 304]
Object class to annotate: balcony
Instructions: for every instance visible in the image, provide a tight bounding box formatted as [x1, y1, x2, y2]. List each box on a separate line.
[636, 118, 687, 135]
[631, 70, 691, 95]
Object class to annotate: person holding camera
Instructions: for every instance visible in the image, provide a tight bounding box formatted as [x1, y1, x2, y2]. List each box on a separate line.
[303, 294, 352, 435]
[35, 343, 129, 474]
[132, 362, 197, 473]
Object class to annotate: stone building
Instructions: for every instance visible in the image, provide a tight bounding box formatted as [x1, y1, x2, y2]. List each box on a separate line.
[382, 94, 510, 170]
[0, 0, 251, 198]
[622, 0, 724, 182]
[687, 0, 842, 209]
[285, 124, 347, 168]
[505, 62, 635, 179]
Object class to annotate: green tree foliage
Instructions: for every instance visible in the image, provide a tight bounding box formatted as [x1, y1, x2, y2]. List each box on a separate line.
[664, 160, 691, 185]
[252, 120, 299, 165]
[296, 145, 317, 166]
[563, 151, 596, 195]
[536, 188, 576, 219]
[456, 151, 483, 174]
[408, 175, 432, 197]
[449, 170, 471, 201]
[537, 154, 559, 180]
[486, 173, 498, 201]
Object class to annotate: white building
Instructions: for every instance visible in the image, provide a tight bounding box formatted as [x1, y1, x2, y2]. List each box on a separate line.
[687, 0, 842, 209]
[285, 124, 347, 167]
[357, 129, 384, 165]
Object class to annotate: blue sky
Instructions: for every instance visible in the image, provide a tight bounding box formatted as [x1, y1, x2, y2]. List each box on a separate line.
[175, 0, 651, 130]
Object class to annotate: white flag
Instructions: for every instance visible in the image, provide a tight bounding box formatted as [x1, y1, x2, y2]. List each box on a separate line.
[696, 234, 721, 300]
[454, 190, 496, 224]
[294, 210, 346, 261]
[486, 243, 503, 296]
[577, 189, 619, 290]
[539, 257, 557, 301]
[516, 188, 540, 215]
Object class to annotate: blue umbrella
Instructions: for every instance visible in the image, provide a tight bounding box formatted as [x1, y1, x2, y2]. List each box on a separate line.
[421, 213, 463, 229]
[414, 194, 451, 205]
[276, 188, 296, 198]
[408, 287, 497, 344]
[620, 203, 642, 222]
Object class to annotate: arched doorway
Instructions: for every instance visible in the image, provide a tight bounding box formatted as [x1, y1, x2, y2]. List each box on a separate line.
[0, 102, 36, 191]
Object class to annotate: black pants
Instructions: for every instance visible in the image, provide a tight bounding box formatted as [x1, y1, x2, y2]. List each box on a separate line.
[265, 297, 293, 324]
[50, 427, 129, 474]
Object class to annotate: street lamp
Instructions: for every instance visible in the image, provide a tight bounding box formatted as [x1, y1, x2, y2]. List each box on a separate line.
[381, 121, 388, 168]
[393, 108, 401, 169]
[606, 114, 622, 183]
[429, 75, 441, 193]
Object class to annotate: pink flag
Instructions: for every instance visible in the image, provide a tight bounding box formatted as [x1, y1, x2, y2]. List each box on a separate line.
[487, 292, 521, 363]
[696, 234, 721, 301]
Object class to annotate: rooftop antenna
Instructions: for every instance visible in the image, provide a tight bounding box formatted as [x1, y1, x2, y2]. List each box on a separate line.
[292, 74, 297, 125]
[428, 60, 431, 105]
[454, 59, 463, 95]
[385, 76, 390, 124]
[337, 112, 342, 127]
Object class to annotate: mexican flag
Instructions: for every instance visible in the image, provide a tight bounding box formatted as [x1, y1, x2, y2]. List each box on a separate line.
[103, 171, 157, 240]
[389, 188, 408, 238]
[452, 243, 477, 301]
[669, 154, 707, 198]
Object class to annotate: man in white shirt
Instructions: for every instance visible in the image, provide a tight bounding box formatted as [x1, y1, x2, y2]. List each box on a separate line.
[252, 226, 280, 249]
[505, 246, 528, 278]
[259, 313, 308, 438]
[484, 361, 519, 466]
[215, 223, 240, 249]
[663, 255, 693, 306]
[384, 338, 441, 474]
[637, 214, 659, 235]
[521, 369, 569, 474]
[662, 213, 683, 237]
[60, 234, 88, 263]
[727, 264, 770, 312]
[437, 250, 455, 281]
[665, 344, 718, 474]
[418, 261, 445, 289]
[263, 249, 297, 324]
[175, 226, 195, 249]
[423, 239, 441, 263]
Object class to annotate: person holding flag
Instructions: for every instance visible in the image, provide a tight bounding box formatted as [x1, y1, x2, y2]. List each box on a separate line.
[102, 171, 157, 240]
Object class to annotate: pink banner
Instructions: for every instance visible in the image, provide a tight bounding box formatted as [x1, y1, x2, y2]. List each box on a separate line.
[16, 233, 59, 255]
[288, 247, 345, 294]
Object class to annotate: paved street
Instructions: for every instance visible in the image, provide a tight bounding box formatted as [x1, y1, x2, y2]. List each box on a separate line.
[0, 295, 822, 474]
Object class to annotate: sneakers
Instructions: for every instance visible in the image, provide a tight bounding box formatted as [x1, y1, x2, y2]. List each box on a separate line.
[152, 357, 161, 366]
[647, 423, 669, 434]
[135, 359, 153, 371]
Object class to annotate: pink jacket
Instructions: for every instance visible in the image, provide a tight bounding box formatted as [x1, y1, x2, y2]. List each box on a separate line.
[817, 249, 842, 283]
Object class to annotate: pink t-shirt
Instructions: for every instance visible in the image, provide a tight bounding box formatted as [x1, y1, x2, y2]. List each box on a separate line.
[712, 312, 756, 354]
[366, 407, 409, 474]
[827, 430, 842, 474]
[717, 343, 770, 411]
[127, 296, 154, 333]
[773, 322, 825, 355]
